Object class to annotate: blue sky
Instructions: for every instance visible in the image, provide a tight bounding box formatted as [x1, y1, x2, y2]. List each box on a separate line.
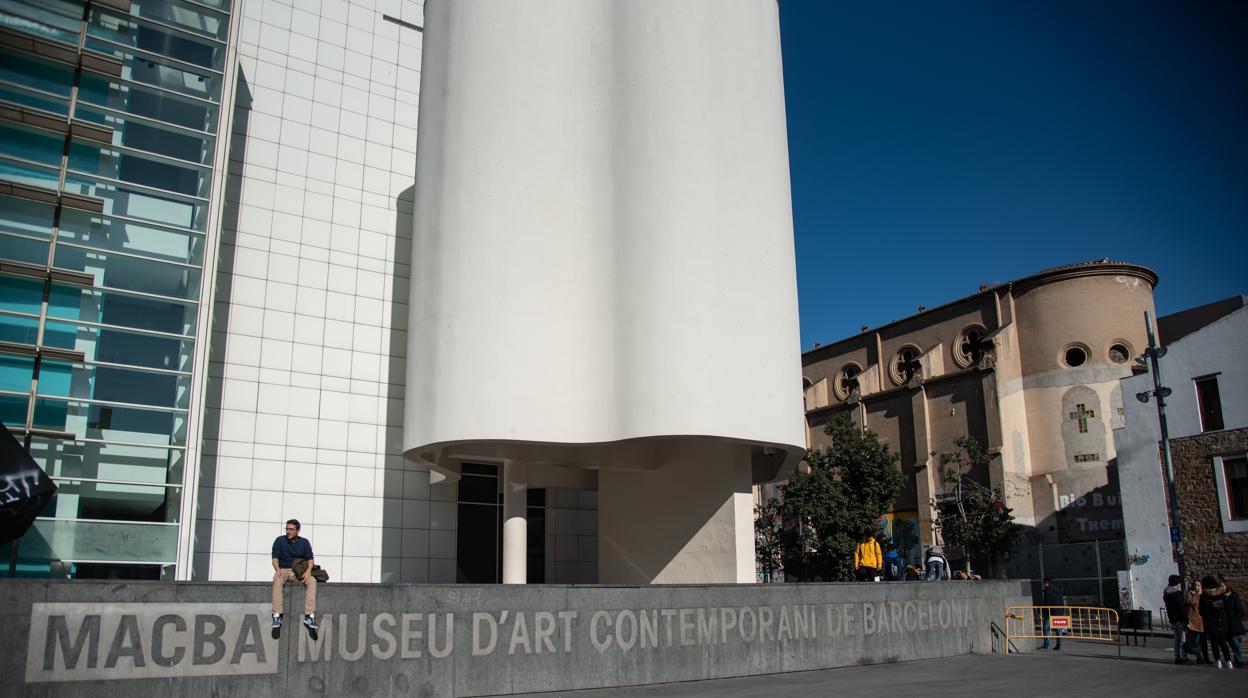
[778, 0, 1248, 350]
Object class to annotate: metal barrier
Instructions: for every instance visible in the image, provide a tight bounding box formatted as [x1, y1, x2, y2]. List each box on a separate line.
[1003, 606, 1120, 657]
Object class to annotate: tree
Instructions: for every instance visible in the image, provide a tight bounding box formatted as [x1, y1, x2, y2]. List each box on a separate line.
[754, 497, 785, 582]
[780, 413, 904, 581]
[936, 436, 1022, 577]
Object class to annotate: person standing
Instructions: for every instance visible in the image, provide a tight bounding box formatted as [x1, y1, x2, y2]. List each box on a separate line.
[1221, 576, 1245, 668]
[271, 518, 318, 640]
[855, 535, 883, 581]
[924, 545, 949, 582]
[883, 549, 907, 581]
[1039, 577, 1065, 650]
[1186, 579, 1209, 663]
[1163, 574, 1188, 664]
[1199, 575, 1234, 669]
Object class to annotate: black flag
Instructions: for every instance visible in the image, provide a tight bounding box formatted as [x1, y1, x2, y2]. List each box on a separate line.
[0, 422, 57, 546]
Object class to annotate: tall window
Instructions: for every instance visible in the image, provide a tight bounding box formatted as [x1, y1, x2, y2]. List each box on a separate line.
[1194, 375, 1224, 432]
[1224, 457, 1248, 521]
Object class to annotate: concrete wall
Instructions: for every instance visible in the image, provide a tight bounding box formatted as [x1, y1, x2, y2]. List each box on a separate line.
[4, 580, 1028, 697]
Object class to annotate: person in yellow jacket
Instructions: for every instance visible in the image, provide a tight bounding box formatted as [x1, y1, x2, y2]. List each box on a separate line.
[855, 535, 883, 581]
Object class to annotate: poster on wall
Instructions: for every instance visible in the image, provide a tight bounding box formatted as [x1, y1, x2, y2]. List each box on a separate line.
[881, 510, 921, 564]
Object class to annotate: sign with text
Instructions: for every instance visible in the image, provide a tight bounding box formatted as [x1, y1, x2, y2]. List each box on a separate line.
[25, 603, 277, 683]
[1049, 615, 1071, 629]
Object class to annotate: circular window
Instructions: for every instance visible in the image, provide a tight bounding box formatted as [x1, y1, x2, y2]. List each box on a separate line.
[1062, 343, 1089, 368]
[953, 325, 991, 368]
[1108, 342, 1132, 364]
[833, 363, 861, 401]
[890, 345, 922, 385]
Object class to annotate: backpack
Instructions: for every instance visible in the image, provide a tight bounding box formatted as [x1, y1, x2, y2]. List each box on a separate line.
[885, 556, 905, 581]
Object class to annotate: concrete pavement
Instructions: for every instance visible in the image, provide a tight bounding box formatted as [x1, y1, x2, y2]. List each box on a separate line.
[522, 640, 1246, 697]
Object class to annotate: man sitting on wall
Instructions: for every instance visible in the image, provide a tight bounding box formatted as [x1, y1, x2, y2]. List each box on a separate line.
[271, 518, 318, 640]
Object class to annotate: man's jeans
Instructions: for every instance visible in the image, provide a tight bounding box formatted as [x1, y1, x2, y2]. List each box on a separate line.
[1171, 621, 1186, 659]
[272, 568, 317, 615]
[1042, 616, 1064, 649]
[925, 560, 944, 581]
[1231, 634, 1244, 666]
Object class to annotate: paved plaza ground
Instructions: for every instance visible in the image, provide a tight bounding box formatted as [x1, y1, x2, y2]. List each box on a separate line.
[523, 640, 1246, 697]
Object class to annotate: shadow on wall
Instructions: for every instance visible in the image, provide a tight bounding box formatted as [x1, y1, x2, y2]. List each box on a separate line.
[379, 184, 414, 583]
[192, 71, 252, 579]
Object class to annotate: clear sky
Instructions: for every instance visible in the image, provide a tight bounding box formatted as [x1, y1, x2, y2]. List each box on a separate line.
[778, 0, 1248, 351]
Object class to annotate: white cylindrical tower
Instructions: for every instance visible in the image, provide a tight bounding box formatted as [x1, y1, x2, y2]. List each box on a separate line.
[405, 0, 805, 583]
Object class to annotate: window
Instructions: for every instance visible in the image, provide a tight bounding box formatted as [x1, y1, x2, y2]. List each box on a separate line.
[890, 345, 921, 386]
[1108, 342, 1132, 364]
[1062, 344, 1088, 368]
[1195, 375, 1224, 432]
[1213, 455, 1248, 533]
[833, 363, 861, 401]
[953, 325, 991, 368]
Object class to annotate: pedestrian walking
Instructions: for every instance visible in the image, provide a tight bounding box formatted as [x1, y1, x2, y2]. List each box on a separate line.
[1163, 574, 1188, 664]
[1186, 579, 1210, 663]
[1199, 575, 1235, 669]
[1220, 576, 1245, 667]
[1039, 577, 1066, 651]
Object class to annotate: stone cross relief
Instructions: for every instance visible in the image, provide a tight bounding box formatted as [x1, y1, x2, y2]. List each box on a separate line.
[1069, 403, 1095, 434]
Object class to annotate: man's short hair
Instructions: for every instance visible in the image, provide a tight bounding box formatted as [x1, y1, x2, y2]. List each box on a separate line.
[1042, 577, 1052, 584]
[1169, 574, 1182, 586]
[286, 519, 301, 530]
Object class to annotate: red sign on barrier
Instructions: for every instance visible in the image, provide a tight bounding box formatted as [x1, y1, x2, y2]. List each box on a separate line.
[1050, 615, 1071, 628]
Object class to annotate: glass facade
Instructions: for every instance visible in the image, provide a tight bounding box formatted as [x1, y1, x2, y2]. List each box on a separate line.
[0, 0, 232, 579]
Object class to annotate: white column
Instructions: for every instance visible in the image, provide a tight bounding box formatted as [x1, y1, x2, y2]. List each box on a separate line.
[501, 459, 529, 584]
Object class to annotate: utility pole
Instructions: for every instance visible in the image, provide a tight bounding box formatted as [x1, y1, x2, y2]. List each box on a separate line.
[1136, 311, 1185, 582]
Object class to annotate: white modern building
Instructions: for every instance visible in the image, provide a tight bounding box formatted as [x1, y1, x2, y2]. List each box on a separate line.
[1, 0, 805, 585]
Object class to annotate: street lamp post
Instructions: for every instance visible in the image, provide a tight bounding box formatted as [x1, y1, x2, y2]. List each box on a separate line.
[1135, 311, 1185, 582]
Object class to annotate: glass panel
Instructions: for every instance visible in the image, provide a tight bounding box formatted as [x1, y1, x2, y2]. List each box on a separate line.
[0, 232, 50, 265]
[38, 359, 190, 409]
[0, 0, 82, 30]
[90, 7, 225, 71]
[78, 73, 218, 133]
[0, 155, 60, 191]
[0, 353, 35, 392]
[62, 174, 207, 230]
[83, 40, 221, 101]
[0, 122, 65, 167]
[0, 391, 27, 426]
[45, 479, 181, 523]
[75, 106, 216, 166]
[32, 437, 183, 485]
[42, 320, 195, 372]
[0, 194, 55, 237]
[0, 80, 70, 116]
[68, 139, 211, 199]
[0, 48, 75, 98]
[0, 312, 40, 345]
[54, 244, 202, 299]
[31, 396, 187, 446]
[16, 519, 178, 563]
[133, 0, 228, 41]
[0, 274, 44, 314]
[0, 0, 81, 44]
[58, 207, 205, 265]
[47, 284, 198, 335]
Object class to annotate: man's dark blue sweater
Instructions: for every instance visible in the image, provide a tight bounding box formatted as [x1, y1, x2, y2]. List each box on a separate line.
[272, 535, 314, 569]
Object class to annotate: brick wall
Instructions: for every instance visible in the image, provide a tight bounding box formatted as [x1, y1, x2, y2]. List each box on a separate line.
[1172, 426, 1248, 590]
